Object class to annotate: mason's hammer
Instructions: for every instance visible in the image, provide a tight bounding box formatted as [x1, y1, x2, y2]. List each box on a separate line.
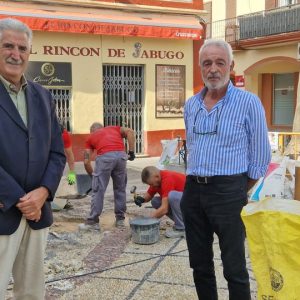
[130, 185, 137, 200]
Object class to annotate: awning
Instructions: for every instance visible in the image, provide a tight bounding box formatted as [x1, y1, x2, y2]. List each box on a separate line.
[0, 5, 203, 40]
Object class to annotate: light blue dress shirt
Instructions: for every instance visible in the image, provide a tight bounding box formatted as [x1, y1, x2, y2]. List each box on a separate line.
[184, 81, 271, 179]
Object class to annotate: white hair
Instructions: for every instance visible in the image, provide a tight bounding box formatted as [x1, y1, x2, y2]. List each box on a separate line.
[199, 39, 233, 63]
[0, 18, 32, 45]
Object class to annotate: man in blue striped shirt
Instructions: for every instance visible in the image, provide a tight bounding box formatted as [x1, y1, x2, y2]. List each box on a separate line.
[181, 39, 271, 300]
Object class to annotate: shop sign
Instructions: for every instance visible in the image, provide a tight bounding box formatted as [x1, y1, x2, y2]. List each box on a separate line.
[26, 62, 72, 87]
[108, 48, 184, 59]
[132, 42, 184, 59]
[155, 65, 185, 118]
[30, 43, 184, 60]
[235, 75, 245, 87]
[31, 46, 100, 57]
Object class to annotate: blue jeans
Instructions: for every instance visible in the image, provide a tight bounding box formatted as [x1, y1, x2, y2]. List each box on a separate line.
[180, 174, 250, 300]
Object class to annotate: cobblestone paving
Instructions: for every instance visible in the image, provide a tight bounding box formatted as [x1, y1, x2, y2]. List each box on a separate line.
[6, 158, 258, 299]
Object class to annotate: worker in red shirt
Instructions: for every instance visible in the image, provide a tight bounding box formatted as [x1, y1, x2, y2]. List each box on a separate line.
[135, 166, 185, 238]
[79, 122, 135, 231]
[61, 126, 76, 185]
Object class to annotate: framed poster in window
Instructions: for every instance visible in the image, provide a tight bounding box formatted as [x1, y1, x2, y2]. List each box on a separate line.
[155, 65, 186, 118]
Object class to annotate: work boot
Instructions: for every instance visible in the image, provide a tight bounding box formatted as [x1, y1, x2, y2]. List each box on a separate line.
[165, 228, 185, 238]
[115, 219, 126, 228]
[78, 220, 100, 232]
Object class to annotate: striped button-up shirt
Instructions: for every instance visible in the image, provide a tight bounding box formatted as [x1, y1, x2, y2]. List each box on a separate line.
[184, 81, 271, 179]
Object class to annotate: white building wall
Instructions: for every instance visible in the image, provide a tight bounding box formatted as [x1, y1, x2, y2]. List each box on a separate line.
[210, 0, 226, 22]
[236, 0, 265, 16]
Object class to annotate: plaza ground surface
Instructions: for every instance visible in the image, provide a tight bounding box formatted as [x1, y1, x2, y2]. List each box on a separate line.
[6, 157, 257, 300]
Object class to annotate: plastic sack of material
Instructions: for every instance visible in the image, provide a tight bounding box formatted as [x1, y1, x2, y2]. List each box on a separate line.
[157, 139, 178, 169]
[241, 198, 300, 299]
[249, 158, 287, 201]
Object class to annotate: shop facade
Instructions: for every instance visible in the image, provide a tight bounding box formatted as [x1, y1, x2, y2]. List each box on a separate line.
[1, 1, 205, 159]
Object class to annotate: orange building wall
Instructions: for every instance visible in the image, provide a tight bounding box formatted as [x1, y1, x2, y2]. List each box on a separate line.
[144, 129, 186, 156]
[193, 39, 204, 94]
[71, 134, 89, 162]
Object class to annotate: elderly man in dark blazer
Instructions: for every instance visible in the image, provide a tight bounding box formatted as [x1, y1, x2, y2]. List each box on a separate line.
[0, 18, 66, 299]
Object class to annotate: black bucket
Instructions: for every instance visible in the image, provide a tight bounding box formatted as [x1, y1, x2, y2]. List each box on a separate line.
[76, 174, 92, 195]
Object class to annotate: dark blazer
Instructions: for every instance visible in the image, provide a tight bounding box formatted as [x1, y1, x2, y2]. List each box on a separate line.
[0, 80, 66, 235]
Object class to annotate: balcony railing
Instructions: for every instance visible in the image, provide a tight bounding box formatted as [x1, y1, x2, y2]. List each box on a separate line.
[207, 3, 300, 44]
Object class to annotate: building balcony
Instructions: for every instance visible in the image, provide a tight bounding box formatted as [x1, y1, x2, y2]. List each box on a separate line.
[207, 3, 300, 48]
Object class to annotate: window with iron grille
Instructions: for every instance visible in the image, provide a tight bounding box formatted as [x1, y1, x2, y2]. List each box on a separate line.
[49, 88, 72, 132]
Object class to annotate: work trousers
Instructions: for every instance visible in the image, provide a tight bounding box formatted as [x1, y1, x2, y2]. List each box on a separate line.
[0, 217, 49, 300]
[151, 191, 185, 230]
[180, 174, 251, 300]
[88, 151, 127, 222]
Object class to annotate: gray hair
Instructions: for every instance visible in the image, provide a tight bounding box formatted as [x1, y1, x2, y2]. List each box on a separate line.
[199, 39, 233, 63]
[90, 122, 103, 133]
[0, 18, 32, 45]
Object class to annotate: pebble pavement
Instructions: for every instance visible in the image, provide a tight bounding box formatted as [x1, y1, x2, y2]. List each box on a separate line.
[6, 157, 257, 300]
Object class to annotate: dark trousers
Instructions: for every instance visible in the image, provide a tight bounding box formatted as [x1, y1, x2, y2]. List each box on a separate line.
[180, 174, 251, 300]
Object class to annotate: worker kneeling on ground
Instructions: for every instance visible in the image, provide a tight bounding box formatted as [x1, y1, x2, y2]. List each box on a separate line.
[135, 166, 185, 238]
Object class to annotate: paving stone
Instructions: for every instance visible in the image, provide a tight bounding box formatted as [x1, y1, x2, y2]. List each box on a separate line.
[6, 158, 259, 299]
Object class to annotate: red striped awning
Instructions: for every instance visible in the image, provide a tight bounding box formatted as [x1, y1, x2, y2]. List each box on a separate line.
[0, 5, 203, 40]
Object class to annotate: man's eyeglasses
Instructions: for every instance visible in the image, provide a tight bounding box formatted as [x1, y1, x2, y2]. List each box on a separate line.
[192, 104, 224, 135]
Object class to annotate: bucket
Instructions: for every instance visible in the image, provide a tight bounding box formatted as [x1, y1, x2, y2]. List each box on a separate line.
[129, 217, 160, 245]
[76, 174, 92, 195]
